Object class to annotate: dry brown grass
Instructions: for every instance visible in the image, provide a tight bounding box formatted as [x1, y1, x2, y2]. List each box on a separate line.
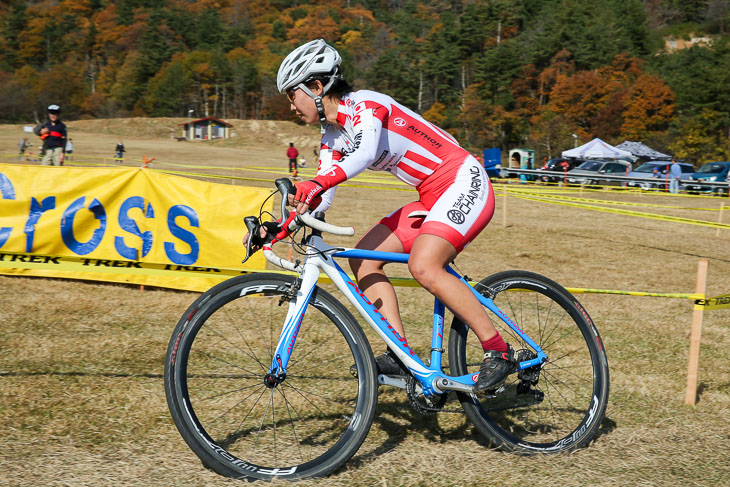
[1, 121, 729, 486]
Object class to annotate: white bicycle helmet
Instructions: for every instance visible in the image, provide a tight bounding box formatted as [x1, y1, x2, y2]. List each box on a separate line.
[48, 104, 60, 112]
[277, 39, 342, 94]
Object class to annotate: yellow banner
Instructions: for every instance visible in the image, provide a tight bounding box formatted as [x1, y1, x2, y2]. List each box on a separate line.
[0, 164, 272, 291]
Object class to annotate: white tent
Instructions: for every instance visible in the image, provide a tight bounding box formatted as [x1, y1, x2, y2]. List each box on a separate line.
[562, 138, 635, 160]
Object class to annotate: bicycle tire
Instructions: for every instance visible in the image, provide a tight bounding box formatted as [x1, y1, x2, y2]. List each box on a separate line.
[164, 273, 378, 480]
[448, 270, 609, 453]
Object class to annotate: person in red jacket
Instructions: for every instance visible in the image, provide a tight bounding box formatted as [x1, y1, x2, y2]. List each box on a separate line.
[286, 142, 299, 175]
[286, 142, 299, 176]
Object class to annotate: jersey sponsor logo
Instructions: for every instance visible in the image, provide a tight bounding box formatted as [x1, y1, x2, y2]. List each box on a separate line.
[337, 132, 362, 161]
[371, 150, 389, 168]
[407, 124, 443, 149]
[452, 165, 483, 215]
[393, 117, 407, 127]
[447, 209, 465, 224]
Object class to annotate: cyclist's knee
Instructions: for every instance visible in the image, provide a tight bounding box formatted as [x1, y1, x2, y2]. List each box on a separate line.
[408, 258, 441, 291]
[350, 257, 385, 280]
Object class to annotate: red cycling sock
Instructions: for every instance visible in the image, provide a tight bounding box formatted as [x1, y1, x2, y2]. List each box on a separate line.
[481, 333, 508, 352]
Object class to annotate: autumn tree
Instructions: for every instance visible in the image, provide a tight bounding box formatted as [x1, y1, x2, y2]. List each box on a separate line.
[620, 74, 675, 140]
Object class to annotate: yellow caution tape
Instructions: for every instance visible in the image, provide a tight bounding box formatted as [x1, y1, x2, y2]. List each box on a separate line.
[694, 294, 730, 310]
[563, 287, 703, 300]
[511, 193, 730, 229]
[0, 251, 275, 279]
[2, 251, 723, 309]
[506, 190, 725, 212]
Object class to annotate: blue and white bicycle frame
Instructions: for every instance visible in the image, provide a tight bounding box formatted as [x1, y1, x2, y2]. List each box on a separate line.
[262, 219, 548, 398]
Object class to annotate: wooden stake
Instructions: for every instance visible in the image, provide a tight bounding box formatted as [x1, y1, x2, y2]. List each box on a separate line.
[717, 203, 724, 237]
[684, 259, 708, 406]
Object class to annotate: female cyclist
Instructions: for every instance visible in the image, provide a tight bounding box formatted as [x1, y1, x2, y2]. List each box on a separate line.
[275, 39, 514, 392]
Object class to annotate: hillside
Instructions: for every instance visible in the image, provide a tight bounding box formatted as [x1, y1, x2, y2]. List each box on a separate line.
[67, 118, 321, 152]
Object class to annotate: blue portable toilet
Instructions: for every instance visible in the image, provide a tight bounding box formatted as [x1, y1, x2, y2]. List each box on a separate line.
[482, 148, 501, 179]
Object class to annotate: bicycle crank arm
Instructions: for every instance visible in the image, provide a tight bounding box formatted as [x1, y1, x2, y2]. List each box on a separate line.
[434, 377, 476, 393]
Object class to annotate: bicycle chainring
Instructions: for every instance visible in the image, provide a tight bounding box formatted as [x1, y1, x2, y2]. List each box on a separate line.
[405, 376, 450, 415]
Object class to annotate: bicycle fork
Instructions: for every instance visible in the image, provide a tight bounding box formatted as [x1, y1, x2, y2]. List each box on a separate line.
[263, 261, 320, 388]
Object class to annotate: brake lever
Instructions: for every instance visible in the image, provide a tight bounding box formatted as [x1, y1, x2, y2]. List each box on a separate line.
[242, 216, 263, 264]
[275, 178, 296, 222]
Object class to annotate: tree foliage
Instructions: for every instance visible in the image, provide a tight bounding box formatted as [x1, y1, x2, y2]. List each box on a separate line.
[0, 0, 728, 162]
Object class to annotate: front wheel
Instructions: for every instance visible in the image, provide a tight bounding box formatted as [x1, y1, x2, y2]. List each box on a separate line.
[449, 270, 609, 453]
[164, 273, 378, 480]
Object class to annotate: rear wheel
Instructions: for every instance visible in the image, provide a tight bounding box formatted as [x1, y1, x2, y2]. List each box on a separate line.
[165, 273, 378, 480]
[449, 270, 609, 453]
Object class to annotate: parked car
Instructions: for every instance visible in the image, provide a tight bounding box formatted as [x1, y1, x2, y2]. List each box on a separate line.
[536, 158, 584, 183]
[566, 159, 632, 186]
[684, 161, 730, 195]
[627, 161, 694, 190]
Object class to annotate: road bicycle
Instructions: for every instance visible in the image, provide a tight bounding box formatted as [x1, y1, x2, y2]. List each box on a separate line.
[164, 179, 610, 481]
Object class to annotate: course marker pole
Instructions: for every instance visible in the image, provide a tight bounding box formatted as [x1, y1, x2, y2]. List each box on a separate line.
[717, 203, 725, 237]
[685, 258, 708, 406]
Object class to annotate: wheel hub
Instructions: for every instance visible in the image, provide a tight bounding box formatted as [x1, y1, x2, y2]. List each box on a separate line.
[264, 372, 285, 388]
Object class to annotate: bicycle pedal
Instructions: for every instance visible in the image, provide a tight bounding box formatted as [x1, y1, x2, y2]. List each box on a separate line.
[478, 383, 506, 398]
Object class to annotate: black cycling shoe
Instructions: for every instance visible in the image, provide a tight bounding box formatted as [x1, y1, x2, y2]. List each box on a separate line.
[474, 345, 517, 393]
[350, 349, 409, 378]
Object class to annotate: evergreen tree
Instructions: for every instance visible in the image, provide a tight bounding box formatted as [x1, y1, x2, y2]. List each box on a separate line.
[0, 1, 28, 70]
[135, 9, 175, 90]
[145, 60, 192, 116]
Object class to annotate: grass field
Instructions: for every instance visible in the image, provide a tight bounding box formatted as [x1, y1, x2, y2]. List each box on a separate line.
[1, 120, 729, 486]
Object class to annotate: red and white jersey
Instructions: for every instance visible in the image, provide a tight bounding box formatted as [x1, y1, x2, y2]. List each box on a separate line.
[317, 90, 470, 187]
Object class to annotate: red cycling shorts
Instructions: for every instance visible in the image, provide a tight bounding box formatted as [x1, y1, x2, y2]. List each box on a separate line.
[379, 155, 495, 253]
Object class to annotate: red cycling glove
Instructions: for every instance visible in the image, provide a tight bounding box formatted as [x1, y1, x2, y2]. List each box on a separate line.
[295, 180, 325, 207]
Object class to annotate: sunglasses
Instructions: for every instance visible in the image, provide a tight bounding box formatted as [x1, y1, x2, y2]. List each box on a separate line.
[286, 87, 300, 103]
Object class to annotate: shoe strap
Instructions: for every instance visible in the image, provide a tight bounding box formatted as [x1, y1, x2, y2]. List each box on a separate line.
[483, 349, 513, 362]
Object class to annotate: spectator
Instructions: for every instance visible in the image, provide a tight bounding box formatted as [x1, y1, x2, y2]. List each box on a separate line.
[65, 138, 74, 162]
[34, 104, 67, 166]
[18, 137, 30, 161]
[669, 158, 682, 194]
[287, 142, 299, 175]
[115, 141, 125, 163]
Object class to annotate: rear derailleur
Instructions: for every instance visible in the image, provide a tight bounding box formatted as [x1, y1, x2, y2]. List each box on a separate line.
[515, 349, 544, 402]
